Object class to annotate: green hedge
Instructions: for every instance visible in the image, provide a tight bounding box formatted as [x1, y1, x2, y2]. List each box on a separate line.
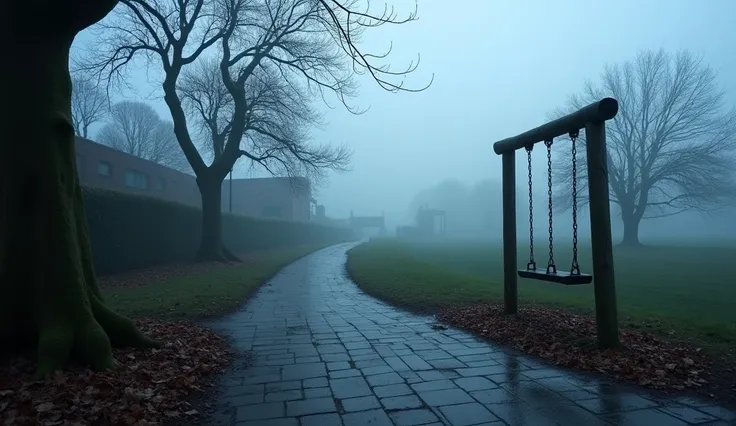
[82, 187, 355, 275]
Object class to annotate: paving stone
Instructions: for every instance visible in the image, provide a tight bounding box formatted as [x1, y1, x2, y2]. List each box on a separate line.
[304, 386, 332, 398]
[415, 349, 453, 360]
[323, 353, 352, 362]
[225, 393, 264, 406]
[238, 419, 298, 426]
[470, 388, 517, 404]
[265, 381, 301, 392]
[380, 394, 423, 410]
[360, 365, 393, 376]
[373, 383, 414, 398]
[330, 368, 363, 379]
[454, 376, 498, 392]
[341, 395, 382, 412]
[281, 362, 327, 381]
[225, 384, 265, 397]
[456, 366, 508, 377]
[428, 358, 467, 369]
[285, 397, 336, 417]
[418, 388, 474, 406]
[698, 406, 736, 421]
[330, 376, 373, 399]
[301, 412, 343, 426]
[400, 354, 433, 371]
[243, 374, 282, 385]
[327, 361, 352, 371]
[439, 402, 497, 426]
[575, 394, 659, 414]
[600, 407, 689, 425]
[343, 408, 395, 426]
[485, 402, 557, 426]
[365, 372, 405, 387]
[235, 402, 284, 421]
[388, 408, 439, 426]
[303, 377, 328, 388]
[296, 356, 322, 363]
[411, 379, 457, 393]
[265, 390, 302, 402]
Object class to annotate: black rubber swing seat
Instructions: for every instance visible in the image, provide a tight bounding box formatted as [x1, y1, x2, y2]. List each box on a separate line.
[517, 268, 593, 285]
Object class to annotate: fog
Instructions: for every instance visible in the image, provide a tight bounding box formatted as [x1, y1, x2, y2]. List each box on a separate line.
[72, 0, 736, 244]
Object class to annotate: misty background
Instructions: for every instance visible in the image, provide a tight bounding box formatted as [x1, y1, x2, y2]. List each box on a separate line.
[70, 0, 736, 244]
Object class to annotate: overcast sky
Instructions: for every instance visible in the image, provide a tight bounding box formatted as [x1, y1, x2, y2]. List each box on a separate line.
[72, 0, 736, 226]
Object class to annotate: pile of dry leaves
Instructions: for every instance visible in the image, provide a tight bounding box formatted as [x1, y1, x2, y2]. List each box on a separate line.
[438, 304, 713, 391]
[0, 319, 232, 426]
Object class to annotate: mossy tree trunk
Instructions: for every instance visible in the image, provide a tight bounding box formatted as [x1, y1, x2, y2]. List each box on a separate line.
[0, 0, 158, 378]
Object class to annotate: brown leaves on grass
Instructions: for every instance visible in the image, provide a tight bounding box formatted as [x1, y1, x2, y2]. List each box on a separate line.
[438, 304, 711, 391]
[98, 253, 259, 290]
[0, 319, 232, 426]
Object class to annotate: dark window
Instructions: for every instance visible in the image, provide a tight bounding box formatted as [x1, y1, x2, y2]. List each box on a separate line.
[124, 170, 149, 190]
[154, 176, 165, 190]
[262, 205, 283, 218]
[97, 161, 112, 177]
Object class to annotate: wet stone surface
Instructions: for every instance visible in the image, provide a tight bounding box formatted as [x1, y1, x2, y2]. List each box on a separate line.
[203, 243, 736, 426]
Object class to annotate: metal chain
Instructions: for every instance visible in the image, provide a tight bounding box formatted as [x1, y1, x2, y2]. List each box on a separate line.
[544, 139, 556, 274]
[525, 144, 535, 270]
[569, 130, 581, 276]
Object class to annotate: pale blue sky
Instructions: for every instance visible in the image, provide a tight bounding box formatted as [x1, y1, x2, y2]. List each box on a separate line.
[72, 0, 736, 227]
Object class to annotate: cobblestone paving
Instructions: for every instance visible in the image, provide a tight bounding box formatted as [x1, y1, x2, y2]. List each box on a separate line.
[205, 243, 736, 426]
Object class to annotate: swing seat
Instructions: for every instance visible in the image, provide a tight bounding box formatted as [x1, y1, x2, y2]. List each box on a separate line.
[518, 268, 593, 285]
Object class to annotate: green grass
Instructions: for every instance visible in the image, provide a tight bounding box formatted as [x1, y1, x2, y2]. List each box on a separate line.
[346, 238, 736, 353]
[103, 245, 326, 320]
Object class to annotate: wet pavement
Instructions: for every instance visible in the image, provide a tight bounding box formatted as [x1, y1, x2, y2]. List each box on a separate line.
[205, 243, 736, 426]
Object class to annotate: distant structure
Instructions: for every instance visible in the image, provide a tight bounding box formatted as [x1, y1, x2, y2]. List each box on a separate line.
[75, 136, 316, 221]
[397, 205, 446, 237]
[349, 211, 386, 236]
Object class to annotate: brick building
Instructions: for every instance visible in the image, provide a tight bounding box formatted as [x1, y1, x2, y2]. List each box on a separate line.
[75, 137, 315, 221]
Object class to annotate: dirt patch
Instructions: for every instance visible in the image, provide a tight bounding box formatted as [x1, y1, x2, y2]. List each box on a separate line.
[98, 253, 259, 290]
[0, 319, 233, 425]
[438, 303, 736, 408]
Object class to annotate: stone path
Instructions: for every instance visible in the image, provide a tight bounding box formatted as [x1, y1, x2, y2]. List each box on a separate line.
[205, 243, 736, 426]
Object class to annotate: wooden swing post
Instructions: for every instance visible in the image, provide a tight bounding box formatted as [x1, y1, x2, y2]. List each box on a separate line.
[492, 97, 620, 349]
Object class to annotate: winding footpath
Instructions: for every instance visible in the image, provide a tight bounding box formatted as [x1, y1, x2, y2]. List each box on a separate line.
[204, 243, 736, 426]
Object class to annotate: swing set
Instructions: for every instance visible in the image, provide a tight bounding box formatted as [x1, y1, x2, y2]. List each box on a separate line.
[492, 97, 620, 349]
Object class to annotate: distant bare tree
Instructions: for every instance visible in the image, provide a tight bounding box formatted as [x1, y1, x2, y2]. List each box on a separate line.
[81, 0, 431, 261]
[71, 75, 109, 138]
[553, 49, 736, 246]
[98, 101, 190, 172]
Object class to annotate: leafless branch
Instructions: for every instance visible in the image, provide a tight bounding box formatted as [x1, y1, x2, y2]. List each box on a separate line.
[71, 74, 110, 138]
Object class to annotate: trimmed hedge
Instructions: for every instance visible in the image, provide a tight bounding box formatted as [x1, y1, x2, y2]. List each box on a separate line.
[82, 187, 355, 275]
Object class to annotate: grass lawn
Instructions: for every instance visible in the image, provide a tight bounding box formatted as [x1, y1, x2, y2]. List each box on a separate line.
[346, 238, 736, 354]
[103, 244, 326, 320]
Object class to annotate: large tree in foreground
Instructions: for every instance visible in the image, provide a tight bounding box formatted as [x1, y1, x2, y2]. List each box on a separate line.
[0, 0, 158, 377]
[81, 0, 430, 261]
[71, 73, 109, 138]
[98, 100, 190, 172]
[554, 49, 736, 246]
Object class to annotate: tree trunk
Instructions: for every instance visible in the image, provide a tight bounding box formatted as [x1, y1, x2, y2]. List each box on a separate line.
[1, 36, 158, 378]
[620, 214, 642, 247]
[196, 173, 227, 261]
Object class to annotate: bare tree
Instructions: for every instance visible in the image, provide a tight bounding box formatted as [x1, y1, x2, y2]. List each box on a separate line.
[80, 0, 431, 261]
[71, 74, 109, 138]
[179, 57, 351, 189]
[97, 101, 190, 172]
[553, 49, 736, 246]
